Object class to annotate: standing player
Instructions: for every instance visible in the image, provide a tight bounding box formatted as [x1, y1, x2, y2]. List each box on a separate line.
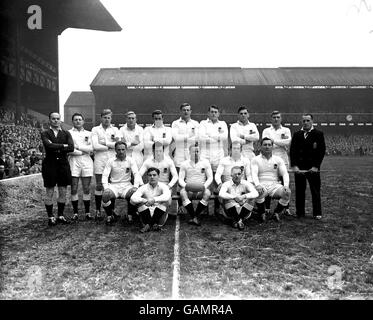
[171, 103, 200, 213]
[219, 166, 258, 230]
[230, 106, 259, 160]
[251, 138, 291, 222]
[68, 113, 94, 220]
[178, 144, 213, 226]
[199, 105, 228, 215]
[91, 109, 121, 220]
[101, 141, 141, 225]
[130, 167, 172, 233]
[120, 111, 144, 170]
[40, 112, 74, 226]
[143, 110, 172, 161]
[262, 110, 293, 216]
[290, 114, 326, 220]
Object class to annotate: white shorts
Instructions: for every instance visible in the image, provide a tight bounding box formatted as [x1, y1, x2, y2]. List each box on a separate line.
[107, 182, 134, 199]
[69, 155, 93, 177]
[94, 151, 115, 175]
[256, 182, 284, 201]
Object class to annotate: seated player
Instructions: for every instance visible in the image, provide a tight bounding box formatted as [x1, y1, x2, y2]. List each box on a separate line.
[130, 167, 172, 233]
[101, 141, 142, 225]
[251, 137, 291, 222]
[178, 144, 213, 226]
[219, 166, 259, 230]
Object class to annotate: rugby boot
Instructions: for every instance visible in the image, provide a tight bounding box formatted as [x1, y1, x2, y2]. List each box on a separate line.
[48, 217, 57, 226]
[140, 224, 151, 233]
[57, 215, 70, 224]
[105, 215, 115, 225]
[237, 219, 245, 230]
[95, 210, 104, 221]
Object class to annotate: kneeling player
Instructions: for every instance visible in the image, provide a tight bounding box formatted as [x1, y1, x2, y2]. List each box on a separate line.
[251, 137, 291, 222]
[219, 166, 258, 230]
[101, 141, 141, 225]
[130, 167, 171, 232]
[178, 144, 213, 226]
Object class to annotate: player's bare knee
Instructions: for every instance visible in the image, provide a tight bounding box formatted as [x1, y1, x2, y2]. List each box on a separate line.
[203, 188, 211, 200]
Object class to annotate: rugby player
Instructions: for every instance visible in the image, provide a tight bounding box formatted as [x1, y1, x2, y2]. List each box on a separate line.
[178, 144, 213, 226]
[119, 111, 144, 170]
[130, 167, 172, 233]
[230, 105, 259, 160]
[251, 137, 291, 222]
[143, 110, 172, 161]
[101, 141, 141, 225]
[199, 105, 228, 215]
[68, 113, 94, 220]
[91, 109, 121, 220]
[261, 110, 293, 216]
[219, 166, 259, 230]
[40, 112, 74, 226]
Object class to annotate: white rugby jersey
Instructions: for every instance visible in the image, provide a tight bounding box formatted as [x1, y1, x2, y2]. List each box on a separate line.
[131, 182, 171, 207]
[215, 156, 252, 185]
[143, 125, 172, 160]
[91, 124, 121, 154]
[230, 121, 259, 158]
[219, 179, 258, 201]
[119, 124, 144, 168]
[251, 154, 289, 188]
[102, 156, 141, 189]
[171, 118, 200, 167]
[178, 158, 213, 188]
[68, 128, 93, 158]
[139, 157, 178, 187]
[199, 118, 228, 169]
[261, 125, 291, 166]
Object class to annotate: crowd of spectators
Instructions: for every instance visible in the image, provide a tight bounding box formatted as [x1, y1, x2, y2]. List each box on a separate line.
[325, 134, 373, 156]
[0, 107, 44, 180]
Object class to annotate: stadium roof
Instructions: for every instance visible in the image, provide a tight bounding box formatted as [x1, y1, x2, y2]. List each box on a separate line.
[91, 67, 373, 87]
[65, 91, 95, 106]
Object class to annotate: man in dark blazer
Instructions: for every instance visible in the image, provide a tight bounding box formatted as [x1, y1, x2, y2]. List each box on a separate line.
[290, 114, 326, 219]
[41, 112, 74, 226]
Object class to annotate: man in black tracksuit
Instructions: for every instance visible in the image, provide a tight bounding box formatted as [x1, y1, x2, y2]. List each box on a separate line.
[41, 112, 74, 226]
[290, 114, 326, 219]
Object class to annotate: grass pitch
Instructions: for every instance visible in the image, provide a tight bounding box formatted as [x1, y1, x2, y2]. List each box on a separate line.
[0, 156, 372, 299]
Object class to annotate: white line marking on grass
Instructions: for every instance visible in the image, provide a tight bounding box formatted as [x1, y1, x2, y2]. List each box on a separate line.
[0, 173, 41, 184]
[172, 215, 181, 299]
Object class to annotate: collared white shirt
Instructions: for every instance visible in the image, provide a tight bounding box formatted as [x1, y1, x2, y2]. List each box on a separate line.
[50, 126, 62, 138]
[178, 158, 213, 188]
[301, 126, 314, 139]
[139, 156, 178, 187]
[251, 154, 289, 187]
[171, 117, 200, 167]
[130, 182, 171, 212]
[102, 156, 141, 189]
[143, 124, 172, 160]
[119, 124, 144, 168]
[215, 155, 252, 185]
[91, 124, 121, 153]
[262, 125, 291, 166]
[219, 179, 258, 201]
[199, 118, 228, 169]
[68, 128, 93, 156]
[230, 121, 259, 158]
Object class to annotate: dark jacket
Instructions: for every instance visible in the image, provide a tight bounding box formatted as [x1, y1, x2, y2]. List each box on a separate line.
[40, 128, 74, 162]
[290, 128, 326, 170]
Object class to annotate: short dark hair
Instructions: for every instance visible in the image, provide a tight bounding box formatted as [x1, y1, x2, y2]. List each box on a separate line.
[231, 166, 243, 174]
[208, 105, 219, 112]
[237, 106, 248, 113]
[115, 141, 127, 149]
[180, 103, 191, 110]
[48, 112, 60, 120]
[261, 137, 273, 145]
[147, 167, 160, 176]
[271, 110, 281, 117]
[152, 110, 163, 118]
[303, 113, 313, 120]
[72, 113, 84, 121]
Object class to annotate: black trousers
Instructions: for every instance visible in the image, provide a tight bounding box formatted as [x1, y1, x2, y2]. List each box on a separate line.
[294, 172, 321, 217]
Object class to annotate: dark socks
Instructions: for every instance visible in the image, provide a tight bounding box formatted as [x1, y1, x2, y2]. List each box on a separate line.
[185, 203, 195, 218]
[195, 202, 207, 218]
[72, 200, 78, 214]
[45, 204, 53, 218]
[95, 195, 102, 211]
[57, 202, 65, 216]
[83, 200, 90, 214]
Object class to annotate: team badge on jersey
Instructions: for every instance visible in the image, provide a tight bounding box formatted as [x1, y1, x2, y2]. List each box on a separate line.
[126, 167, 130, 173]
[163, 168, 168, 173]
[274, 164, 278, 169]
[111, 134, 115, 141]
[240, 166, 244, 172]
[201, 168, 205, 173]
